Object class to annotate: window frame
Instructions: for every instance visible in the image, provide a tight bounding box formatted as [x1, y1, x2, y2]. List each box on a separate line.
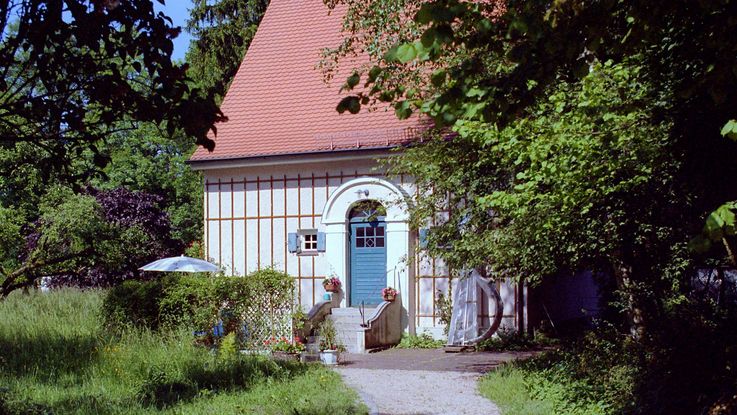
[297, 229, 319, 256]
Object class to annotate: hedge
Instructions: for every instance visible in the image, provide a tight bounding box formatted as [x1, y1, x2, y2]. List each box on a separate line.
[102, 269, 295, 349]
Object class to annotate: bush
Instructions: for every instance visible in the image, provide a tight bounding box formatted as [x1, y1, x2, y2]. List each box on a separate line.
[101, 269, 295, 349]
[395, 332, 445, 349]
[480, 327, 638, 415]
[476, 327, 557, 352]
[101, 277, 171, 330]
[632, 300, 737, 415]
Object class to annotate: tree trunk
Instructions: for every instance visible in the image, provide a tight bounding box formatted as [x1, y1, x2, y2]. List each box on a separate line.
[0, 249, 90, 299]
[612, 257, 647, 338]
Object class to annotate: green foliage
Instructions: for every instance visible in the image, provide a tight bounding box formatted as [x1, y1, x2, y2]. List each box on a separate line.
[0, 188, 118, 297]
[478, 367, 554, 415]
[395, 332, 445, 349]
[721, 120, 737, 141]
[481, 328, 638, 415]
[103, 270, 295, 350]
[434, 288, 453, 335]
[0, 206, 24, 273]
[476, 328, 556, 352]
[101, 277, 170, 330]
[0, 1, 223, 173]
[218, 332, 239, 360]
[483, 304, 737, 415]
[0, 289, 365, 414]
[317, 318, 340, 351]
[390, 61, 683, 324]
[96, 124, 204, 247]
[186, 0, 270, 101]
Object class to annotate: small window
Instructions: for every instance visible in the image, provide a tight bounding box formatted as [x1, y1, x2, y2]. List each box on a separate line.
[296, 229, 321, 255]
[302, 232, 318, 252]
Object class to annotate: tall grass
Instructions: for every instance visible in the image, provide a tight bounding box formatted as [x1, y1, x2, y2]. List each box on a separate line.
[0, 289, 365, 414]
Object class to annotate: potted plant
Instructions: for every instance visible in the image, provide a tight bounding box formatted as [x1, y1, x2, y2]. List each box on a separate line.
[265, 336, 305, 361]
[317, 319, 342, 365]
[291, 305, 307, 343]
[382, 287, 398, 302]
[322, 276, 341, 293]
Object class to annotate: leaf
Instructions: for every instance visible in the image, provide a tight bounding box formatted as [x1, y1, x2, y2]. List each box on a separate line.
[367, 66, 382, 84]
[345, 72, 360, 90]
[688, 235, 712, 253]
[431, 69, 446, 87]
[421, 28, 437, 48]
[336, 96, 361, 114]
[395, 101, 412, 119]
[395, 44, 417, 64]
[720, 119, 737, 140]
[383, 44, 400, 62]
[415, 3, 434, 24]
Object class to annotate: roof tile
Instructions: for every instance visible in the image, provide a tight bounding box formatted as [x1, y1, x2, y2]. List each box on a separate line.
[190, 0, 422, 162]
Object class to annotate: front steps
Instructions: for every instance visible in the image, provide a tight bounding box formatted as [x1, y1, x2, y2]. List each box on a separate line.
[328, 307, 375, 353]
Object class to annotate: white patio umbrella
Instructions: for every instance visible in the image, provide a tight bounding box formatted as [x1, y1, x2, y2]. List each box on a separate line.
[139, 255, 220, 273]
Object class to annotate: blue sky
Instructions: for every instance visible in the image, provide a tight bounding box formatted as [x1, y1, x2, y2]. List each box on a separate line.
[154, 1, 194, 61]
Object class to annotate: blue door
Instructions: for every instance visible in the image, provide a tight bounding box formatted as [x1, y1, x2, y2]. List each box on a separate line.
[350, 220, 387, 306]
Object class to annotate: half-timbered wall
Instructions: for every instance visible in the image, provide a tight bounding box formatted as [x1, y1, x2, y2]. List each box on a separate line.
[201, 157, 524, 335]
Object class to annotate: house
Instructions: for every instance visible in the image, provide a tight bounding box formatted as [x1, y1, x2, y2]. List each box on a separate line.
[189, 0, 530, 349]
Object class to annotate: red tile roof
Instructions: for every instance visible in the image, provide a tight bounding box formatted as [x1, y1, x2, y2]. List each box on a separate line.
[190, 0, 423, 162]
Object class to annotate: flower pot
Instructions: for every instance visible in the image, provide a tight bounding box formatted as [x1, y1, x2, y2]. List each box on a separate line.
[324, 283, 339, 293]
[383, 294, 395, 302]
[320, 350, 339, 365]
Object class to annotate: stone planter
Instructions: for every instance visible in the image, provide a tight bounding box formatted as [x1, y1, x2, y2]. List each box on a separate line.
[319, 350, 339, 365]
[272, 351, 300, 362]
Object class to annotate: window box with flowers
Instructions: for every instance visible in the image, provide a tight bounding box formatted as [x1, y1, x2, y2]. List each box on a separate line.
[322, 276, 341, 293]
[382, 287, 398, 302]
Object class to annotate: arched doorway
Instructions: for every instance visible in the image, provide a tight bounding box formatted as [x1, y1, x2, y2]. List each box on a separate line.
[348, 201, 387, 306]
[320, 176, 413, 331]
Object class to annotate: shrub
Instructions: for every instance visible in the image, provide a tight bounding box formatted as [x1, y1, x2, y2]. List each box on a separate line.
[476, 327, 557, 352]
[481, 327, 637, 415]
[101, 269, 296, 349]
[395, 332, 445, 349]
[101, 277, 173, 330]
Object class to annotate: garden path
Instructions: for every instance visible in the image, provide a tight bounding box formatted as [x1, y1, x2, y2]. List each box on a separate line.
[336, 348, 534, 415]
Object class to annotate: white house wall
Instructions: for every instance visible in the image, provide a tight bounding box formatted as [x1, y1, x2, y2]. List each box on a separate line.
[201, 157, 524, 335]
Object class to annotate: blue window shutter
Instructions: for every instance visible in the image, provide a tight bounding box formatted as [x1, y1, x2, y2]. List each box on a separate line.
[419, 228, 429, 249]
[287, 233, 298, 253]
[317, 232, 326, 252]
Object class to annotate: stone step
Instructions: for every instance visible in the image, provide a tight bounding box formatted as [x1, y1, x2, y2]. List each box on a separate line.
[328, 318, 365, 327]
[330, 307, 377, 316]
[330, 323, 364, 329]
[327, 316, 365, 326]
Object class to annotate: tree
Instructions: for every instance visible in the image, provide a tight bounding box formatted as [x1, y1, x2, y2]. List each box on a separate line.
[0, 187, 114, 297]
[0, 0, 225, 175]
[186, 0, 269, 101]
[96, 123, 203, 246]
[0, 186, 181, 297]
[328, 0, 737, 333]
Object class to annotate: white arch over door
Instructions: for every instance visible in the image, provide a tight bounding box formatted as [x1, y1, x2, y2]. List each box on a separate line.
[321, 177, 413, 332]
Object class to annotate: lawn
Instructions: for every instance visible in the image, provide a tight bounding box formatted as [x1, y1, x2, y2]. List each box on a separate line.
[478, 366, 556, 415]
[0, 289, 366, 414]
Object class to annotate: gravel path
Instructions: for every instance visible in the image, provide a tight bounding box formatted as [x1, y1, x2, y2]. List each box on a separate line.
[336, 368, 501, 415]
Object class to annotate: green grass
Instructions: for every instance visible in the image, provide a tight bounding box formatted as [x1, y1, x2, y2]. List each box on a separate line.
[0, 289, 366, 414]
[478, 367, 555, 415]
